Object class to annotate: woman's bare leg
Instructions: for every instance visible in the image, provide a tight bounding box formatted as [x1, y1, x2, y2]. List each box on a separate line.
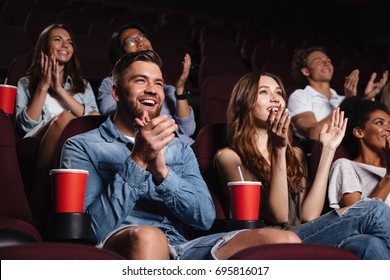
[214, 228, 301, 260]
[29, 111, 75, 229]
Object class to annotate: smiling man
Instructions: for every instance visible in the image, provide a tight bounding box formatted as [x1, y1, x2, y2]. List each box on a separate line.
[60, 50, 300, 260]
[288, 46, 388, 143]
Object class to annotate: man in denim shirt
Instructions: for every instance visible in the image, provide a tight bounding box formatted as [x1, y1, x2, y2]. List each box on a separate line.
[60, 50, 300, 259]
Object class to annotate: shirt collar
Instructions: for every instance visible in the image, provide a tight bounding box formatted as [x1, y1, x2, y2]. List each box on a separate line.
[99, 116, 130, 144]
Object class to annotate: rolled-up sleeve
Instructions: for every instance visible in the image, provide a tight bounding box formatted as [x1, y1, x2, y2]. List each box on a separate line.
[97, 76, 116, 116]
[78, 81, 99, 114]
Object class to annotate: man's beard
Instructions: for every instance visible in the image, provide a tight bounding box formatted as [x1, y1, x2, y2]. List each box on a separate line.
[122, 99, 162, 120]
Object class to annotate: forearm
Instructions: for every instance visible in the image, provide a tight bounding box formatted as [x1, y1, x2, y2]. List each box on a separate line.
[296, 114, 332, 140]
[305, 119, 330, 140]
[175, 99, 191, 118]
[155, 167, 216, 231]
[57, 88, 85, 116]
[269, 147, 289, 223]
[26, 85, 48, 121]
[302, 146, 334, 220]
[370, 174, 390, 201]
[175, 108, 196, 136]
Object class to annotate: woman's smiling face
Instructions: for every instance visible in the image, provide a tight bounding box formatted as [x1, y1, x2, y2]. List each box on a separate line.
[47, 28, 74, 64]
[358, 109, 390, 151]
[252, 75, 286, 124]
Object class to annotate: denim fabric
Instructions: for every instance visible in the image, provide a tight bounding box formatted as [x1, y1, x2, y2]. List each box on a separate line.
[15, 76, 98, 138]
[339, 234, 390, 260]
[97, 76, 196, 144]
[294, 198, 390, 259]
[60, 116, 215, 244]
[169, 230, 245, 260]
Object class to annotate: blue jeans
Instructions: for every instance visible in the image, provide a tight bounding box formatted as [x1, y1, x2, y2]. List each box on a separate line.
[294, 198, 390, 259]
[339, 235, 390, 260]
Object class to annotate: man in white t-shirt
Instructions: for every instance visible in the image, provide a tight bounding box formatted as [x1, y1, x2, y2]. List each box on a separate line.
[288, 46, 388, 142]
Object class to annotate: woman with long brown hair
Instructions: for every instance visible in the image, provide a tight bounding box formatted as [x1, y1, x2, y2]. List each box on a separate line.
[15, 23, 99, 229]
[215, 72, 390, 259]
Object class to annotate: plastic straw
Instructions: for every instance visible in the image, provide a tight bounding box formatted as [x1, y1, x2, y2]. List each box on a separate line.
[237, 166, 244, 181]
[3, 78, 7, 85]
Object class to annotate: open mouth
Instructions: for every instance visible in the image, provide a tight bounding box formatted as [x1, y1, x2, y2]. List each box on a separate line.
[139, 99, 157, 108]
[267, 107, 279, 112]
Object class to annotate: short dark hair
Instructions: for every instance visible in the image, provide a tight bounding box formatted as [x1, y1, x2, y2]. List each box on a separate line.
[112, 50, 162, 89]
[340, 96, 388, 158]
[108, 22, 152, 66]
[291, 46, 329, 87]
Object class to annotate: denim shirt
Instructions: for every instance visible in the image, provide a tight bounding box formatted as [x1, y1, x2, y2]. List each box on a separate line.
[97, 76, 196, 145]
[15, 76, 98, 138]
[60, 117, 215, 244]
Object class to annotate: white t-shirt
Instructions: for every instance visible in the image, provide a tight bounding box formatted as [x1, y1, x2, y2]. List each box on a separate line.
[328, 158, 390, 208]
[45, 92, 66, 118]
[287, 85, 345, 141]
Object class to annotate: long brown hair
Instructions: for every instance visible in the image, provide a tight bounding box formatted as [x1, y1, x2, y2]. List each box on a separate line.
[26, 23, 86, 95]
[227, 72, 305, 193]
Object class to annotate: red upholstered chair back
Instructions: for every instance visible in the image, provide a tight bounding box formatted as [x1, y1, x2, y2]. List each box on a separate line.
[0, 109, 34, 222]
[55, 115, 108, 168]
[229, 243, 359, 260]
[6, 54, 33, 86]
[199, 74, 241, 127]
[0, 242, 124, 260]
[194, 123, 229, 219]
[198, 54, 247, 91]
[0, 109, 41, 242]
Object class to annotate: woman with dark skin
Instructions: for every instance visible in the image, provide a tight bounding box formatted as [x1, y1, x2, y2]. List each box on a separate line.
[329, 96, 390, 208]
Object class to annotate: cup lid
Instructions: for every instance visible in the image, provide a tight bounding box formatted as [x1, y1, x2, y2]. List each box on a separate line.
[0, 84, 17, 89]
[228, 181, 262, 186]
[50, 169, 89, 175]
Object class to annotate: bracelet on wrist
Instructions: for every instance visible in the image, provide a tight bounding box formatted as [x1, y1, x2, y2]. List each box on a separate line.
[175, 90, 190, 100]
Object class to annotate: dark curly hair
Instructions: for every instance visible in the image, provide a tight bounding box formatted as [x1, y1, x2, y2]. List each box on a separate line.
[340, 96, 389, 159]
[108, 22, 152, 66]
[291, 46, 329, 87]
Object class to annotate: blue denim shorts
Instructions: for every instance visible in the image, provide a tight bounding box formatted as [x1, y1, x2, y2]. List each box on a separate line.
[169, 229, 247, 260]
[96, 225, 247, 260]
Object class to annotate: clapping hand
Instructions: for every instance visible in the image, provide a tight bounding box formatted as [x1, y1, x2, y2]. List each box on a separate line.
[39, 52, 64, 94]
[319, 107, 348, 151]
[39, 52, 53, 91]
[175, 53, 191, 92]
[364, 70, 388, 100]
[133, 112, 178, 184]
[50, 55, 63, 93]
[344, 69, 359, 97]
[267, 104, 291, 149]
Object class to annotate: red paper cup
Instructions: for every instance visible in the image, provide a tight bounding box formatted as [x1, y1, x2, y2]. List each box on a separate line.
[50, 169, 89, 213]
[228, 181, 261, 220]
[0, 85, 17, 115]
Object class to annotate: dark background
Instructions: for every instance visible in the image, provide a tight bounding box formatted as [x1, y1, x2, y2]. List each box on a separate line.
[110, 0, 389, 43]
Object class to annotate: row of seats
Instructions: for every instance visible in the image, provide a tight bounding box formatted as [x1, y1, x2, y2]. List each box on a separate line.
[0, 0, 379, 260]
[2, 0, 390, 135]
